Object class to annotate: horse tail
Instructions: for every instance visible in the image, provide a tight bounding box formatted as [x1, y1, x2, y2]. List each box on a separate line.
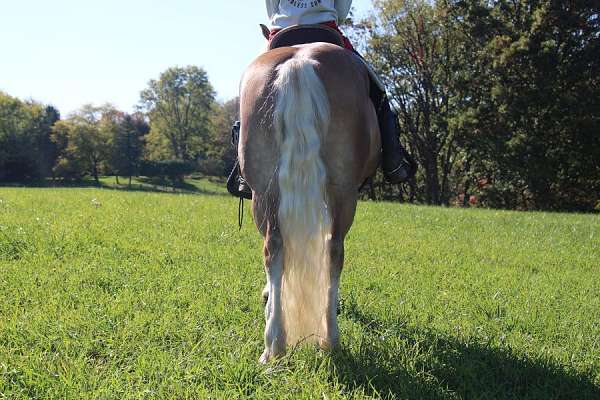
[273, 55, 333, 346]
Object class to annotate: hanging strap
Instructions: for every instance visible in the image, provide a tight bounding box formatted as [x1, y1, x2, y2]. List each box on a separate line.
[238, 197, 244, 230]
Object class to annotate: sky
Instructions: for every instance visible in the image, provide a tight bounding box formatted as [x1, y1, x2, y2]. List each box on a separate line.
[1, 0, 375, 116]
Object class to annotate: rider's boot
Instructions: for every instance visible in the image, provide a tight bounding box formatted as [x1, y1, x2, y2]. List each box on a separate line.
[227, 160, 252, 200]
[226, 121, 252, 200]
[376, 97, 417, 184]
[237, 172, 251, 198]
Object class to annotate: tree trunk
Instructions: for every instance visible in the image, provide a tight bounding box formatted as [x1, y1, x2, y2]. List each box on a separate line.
[423, 152, 440, 204]
[462, 180, 471, 208]
[462, 156, 472, 208]
[92, 163, 99, 185]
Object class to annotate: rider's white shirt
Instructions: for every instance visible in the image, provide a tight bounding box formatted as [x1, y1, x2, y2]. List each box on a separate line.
[265, 0, 352, 29]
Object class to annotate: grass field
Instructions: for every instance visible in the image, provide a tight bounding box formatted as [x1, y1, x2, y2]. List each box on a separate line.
[1, 181, 599, 399]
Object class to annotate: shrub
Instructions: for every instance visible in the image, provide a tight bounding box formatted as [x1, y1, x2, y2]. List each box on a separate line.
[139, 160, 196, 183]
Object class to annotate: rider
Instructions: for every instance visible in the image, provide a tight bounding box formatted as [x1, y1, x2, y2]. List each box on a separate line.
[228, 0, 416, 199]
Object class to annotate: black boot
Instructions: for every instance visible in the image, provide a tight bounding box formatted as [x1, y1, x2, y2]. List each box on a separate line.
[226, 121, 252, 200]
[227, 160, 252, 200]
[375, 97, 417, 184]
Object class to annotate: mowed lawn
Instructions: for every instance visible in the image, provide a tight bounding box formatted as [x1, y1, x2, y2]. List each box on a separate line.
[1, 183, 599, 399]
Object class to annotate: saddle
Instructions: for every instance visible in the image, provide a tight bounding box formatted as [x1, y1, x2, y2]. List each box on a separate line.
[260, 24, 345, 50]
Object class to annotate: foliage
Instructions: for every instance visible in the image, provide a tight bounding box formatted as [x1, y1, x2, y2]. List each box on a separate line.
[139, 66, 216, 162]
[449, 0, 600, 211]
[0, 187, 598, 398]
[51, 105, 116, 183]
[109, 113, 149, 185]
[0, 92, 59, 181]
[356, 0, 600, 211]
[202, 97, 239, 177]
[367, 0, 468, 205]
[139, 159, 197, 183]
[51, 105, 152, 184]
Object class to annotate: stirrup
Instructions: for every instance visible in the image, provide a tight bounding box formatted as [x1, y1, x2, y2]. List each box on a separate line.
[227, 162, 252, 200]
[238, 177, 252, 199]
[384, 161, 411, 184]
[227, 121, 252, 200]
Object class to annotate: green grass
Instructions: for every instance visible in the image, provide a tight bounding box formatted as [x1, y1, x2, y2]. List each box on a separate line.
[0, 183, 598, 399]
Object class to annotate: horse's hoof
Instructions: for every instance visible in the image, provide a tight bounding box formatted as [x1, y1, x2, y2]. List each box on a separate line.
[259, 344, 286, 364]
[318, 337, 340, 352]
[259, 349, 271, 364]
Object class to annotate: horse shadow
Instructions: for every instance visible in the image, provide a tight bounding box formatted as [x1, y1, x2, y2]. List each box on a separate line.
[331, 306, 600, 400]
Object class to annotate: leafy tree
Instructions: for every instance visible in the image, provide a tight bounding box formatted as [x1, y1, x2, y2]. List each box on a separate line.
[139, 66, 216, 162]
[366, 0, 469, 205]
[356, 0, 599, 211]
[51, 104, 113, 183]
[0, 92, 59, 182]
[202, 97, 239, 177]
[451, 0, 600, 211]
[37, 106, 61, 178]
[109, 113, 149, 186]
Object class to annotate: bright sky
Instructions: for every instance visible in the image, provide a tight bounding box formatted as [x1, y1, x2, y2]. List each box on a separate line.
[1, 0, 374, 116]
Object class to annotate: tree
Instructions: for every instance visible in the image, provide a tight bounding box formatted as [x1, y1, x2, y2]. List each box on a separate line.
[366, 0, 469, 205]
[451, 0, 600, 211]
[0, 92, 59, 182]
[139, 66, 216, 162]
[109, 113, 149, 186]
[51, 104, 113, 183]
[202, 97, 239, 177]
[356, 0, 599, 211]
[37, 106, 61, 178]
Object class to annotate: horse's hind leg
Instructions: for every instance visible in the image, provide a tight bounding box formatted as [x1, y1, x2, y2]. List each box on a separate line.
[255, 200, 286, 363]
[320, 193, 358, 351]
[319, 235, 343, 350]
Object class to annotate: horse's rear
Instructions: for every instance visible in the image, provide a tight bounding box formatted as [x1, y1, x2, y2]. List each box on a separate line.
[239, 43, 380, 363]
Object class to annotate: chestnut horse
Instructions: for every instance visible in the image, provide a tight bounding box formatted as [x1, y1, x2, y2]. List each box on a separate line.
[238, 42, 380, 363]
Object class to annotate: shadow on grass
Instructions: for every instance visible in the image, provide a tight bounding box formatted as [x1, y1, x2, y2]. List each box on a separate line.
[121, 177, 225, 196]
[0, 177, 228, 197]
[1, 179, 101, 189]
[332, 306, 600, 400]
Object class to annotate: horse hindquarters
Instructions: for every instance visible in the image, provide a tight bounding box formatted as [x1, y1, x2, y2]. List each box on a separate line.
[241, 44, 379, 363]
[244, 52, 335, 362]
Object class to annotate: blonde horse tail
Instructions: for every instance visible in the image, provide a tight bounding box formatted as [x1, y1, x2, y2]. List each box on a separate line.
[273, 55, 333, 346]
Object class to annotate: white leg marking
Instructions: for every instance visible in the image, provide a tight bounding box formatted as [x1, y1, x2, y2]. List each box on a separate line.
[320, 275, 340, 350]
[261, 252, 285, 363]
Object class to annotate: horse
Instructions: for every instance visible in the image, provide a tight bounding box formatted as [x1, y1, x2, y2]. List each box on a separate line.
[238, 40, 381, 363]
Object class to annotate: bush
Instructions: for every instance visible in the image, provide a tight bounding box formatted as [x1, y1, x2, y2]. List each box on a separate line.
[139, 160, 196, 182]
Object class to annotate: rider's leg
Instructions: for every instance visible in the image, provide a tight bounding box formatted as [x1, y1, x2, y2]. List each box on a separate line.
[355, 53, 417, 184]
[226, 121, 252, 199]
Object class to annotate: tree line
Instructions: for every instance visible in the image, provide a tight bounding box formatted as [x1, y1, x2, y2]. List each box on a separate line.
[1, 0, 598, 212]
[352, 0, 599, 212]
[0, 66, 237, 187]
